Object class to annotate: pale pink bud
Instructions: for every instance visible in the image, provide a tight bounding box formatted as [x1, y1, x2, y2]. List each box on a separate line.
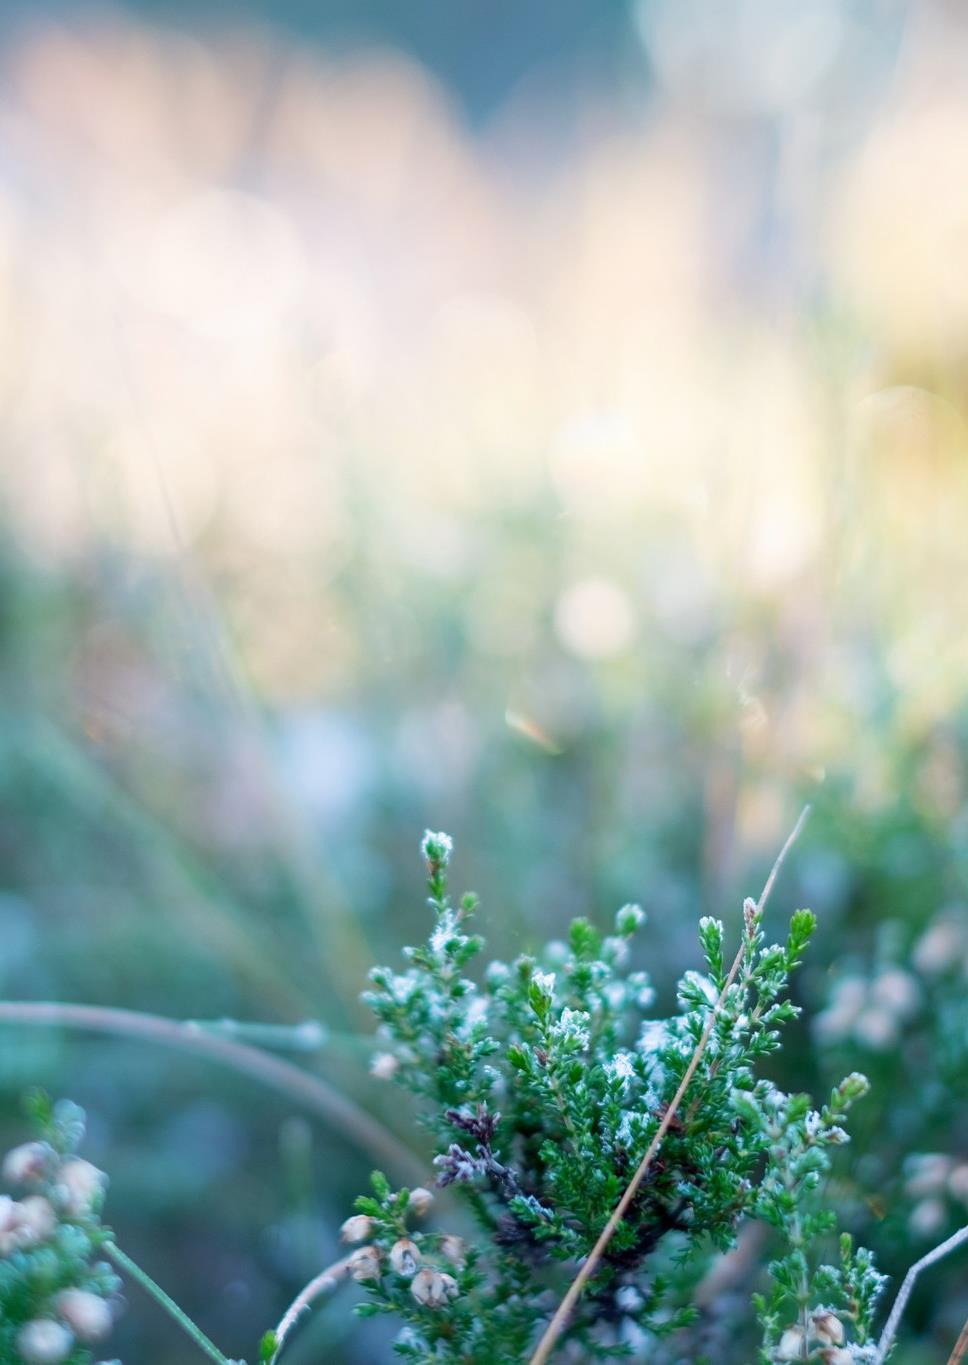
[389, 1238, 421, 1275]
[811, 1311, 844, 1347]
[369, 1053, 400, 1081]
[906, 1153, 953, 1197]
[410, 1267, 442, 1307]
[820, 1352, 853, 1365]
[3, 1142, 52, 1186]
[440, 1234, 465, 1266]
[17, 1320, 74, 1364]
[339, 1214, 373, 1244]
[56, 1159, 106, 1216]
[0, 1195, 24, 1254]
[410, 1267, 459, 1308]
[56, 1289, 113, 1342]
[347, 1246, 381, 1282]
[777, 1326, 806, 1360]
[438, 1272, 459, 1302]
[408, 1187, 434, 1217]
[17, 1197, 56, 1246]
[910, 1196, 946, 1238]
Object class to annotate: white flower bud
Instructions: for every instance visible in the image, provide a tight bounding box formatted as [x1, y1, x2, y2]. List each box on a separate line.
[438, 1272, 459, 1302]
[0, 1195, 31, 1254]
[56, 1159, 106, 1216]
[339, 1214, 374, 1244]
[347, 1246, 381, 1282]
[3, 1142, 52, 1186]
[56, 1288, 113, 1342]
[910, 1196, 946, 1238]
[410, 1267, 457, 1308]
[871, 968, 918, 1017]
[913, 917, 965, 975]
[17, 1196, 56, 1246]
[777, 1325, 806, 1359]
[370, 1053, 400, 1081]
[906, 1153, 953, 1197]
[0, 1194, 18, 1230]
[853, 1007, 897, 1050]
[440, 1234, 465, 1266]
[17, 1320, 74, 1364]
[408, 1187, 434, 1217]
[811, 1311, 844, 1347]
[389, 1238, 421, 1275]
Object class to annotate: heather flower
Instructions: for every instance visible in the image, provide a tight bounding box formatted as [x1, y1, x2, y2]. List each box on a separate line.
[347, 1246, 381, 1282]
[440, 1234, 465, 1266]
[407, 1186, 434, 1216]
[776, 1325, 806, 1359]
[2, 1141, 52, 1186]
[369, 1052, 400, 1081]
[340, 1214, 374, 1244]
[812, 1310, 845, 1346]
[55, 1158, 106, 1215]
[410, 1267, 459, 1308]
[56, 1288, 114, 1341]
[389, 1238, 420, 1275]
[17, 1320, 74, 1364]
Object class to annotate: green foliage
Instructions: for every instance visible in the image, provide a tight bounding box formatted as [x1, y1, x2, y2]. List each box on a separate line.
[347, 832, 884, 1361]
[744, 1075, 885, 1361]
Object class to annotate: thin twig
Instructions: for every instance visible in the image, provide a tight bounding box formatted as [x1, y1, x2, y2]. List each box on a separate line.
[875, 1222, 968, 1364]
[268, 1255, 352, 1362]
[528, 804, 812, 1365]
[0, 1001, 424, 1184]
[947, 1311, 968, 1365]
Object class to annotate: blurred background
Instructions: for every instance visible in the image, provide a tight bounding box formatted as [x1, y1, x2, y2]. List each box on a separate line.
[1, 0, 968, 1359]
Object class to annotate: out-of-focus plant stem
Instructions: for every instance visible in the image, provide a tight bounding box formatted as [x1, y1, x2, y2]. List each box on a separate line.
[0, 1000, 426, 1183]
[105, 1240, 243, 1364]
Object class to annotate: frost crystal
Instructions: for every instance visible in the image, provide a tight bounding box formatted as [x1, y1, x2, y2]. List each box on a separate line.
[605, 1052, 635, 1092]
[430, 909, 458, 956]
[421, 830, 454, 865]
[550, 1007, 590, 1049]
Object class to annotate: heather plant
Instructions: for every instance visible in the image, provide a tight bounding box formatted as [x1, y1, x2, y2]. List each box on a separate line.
[12, 825, 968, 1363]
[260, 827, 890, 1363]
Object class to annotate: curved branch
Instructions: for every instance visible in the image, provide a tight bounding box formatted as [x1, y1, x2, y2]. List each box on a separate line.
[0, 1001, 424, 1184]
[268, 1255, 352, 1362]
[876, 1222, 968, 1364]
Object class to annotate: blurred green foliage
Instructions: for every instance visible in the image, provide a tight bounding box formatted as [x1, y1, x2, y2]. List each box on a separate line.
[1, 2, 968, 1359]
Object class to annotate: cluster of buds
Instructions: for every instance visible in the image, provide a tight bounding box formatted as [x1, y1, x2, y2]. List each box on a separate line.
[338, 1186, 464, 1311]
[903, 1150, 968, 1239]
[1, 1106, 120, 1365]
[777, 1310, 849, 1362]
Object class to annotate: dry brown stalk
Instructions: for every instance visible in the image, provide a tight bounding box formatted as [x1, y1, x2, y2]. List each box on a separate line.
[875, 1221, 968, 1364]
[947, 1313, 968, 1365]
[269, 1254, 354, 1362]
[527, 804, 812, 1365]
